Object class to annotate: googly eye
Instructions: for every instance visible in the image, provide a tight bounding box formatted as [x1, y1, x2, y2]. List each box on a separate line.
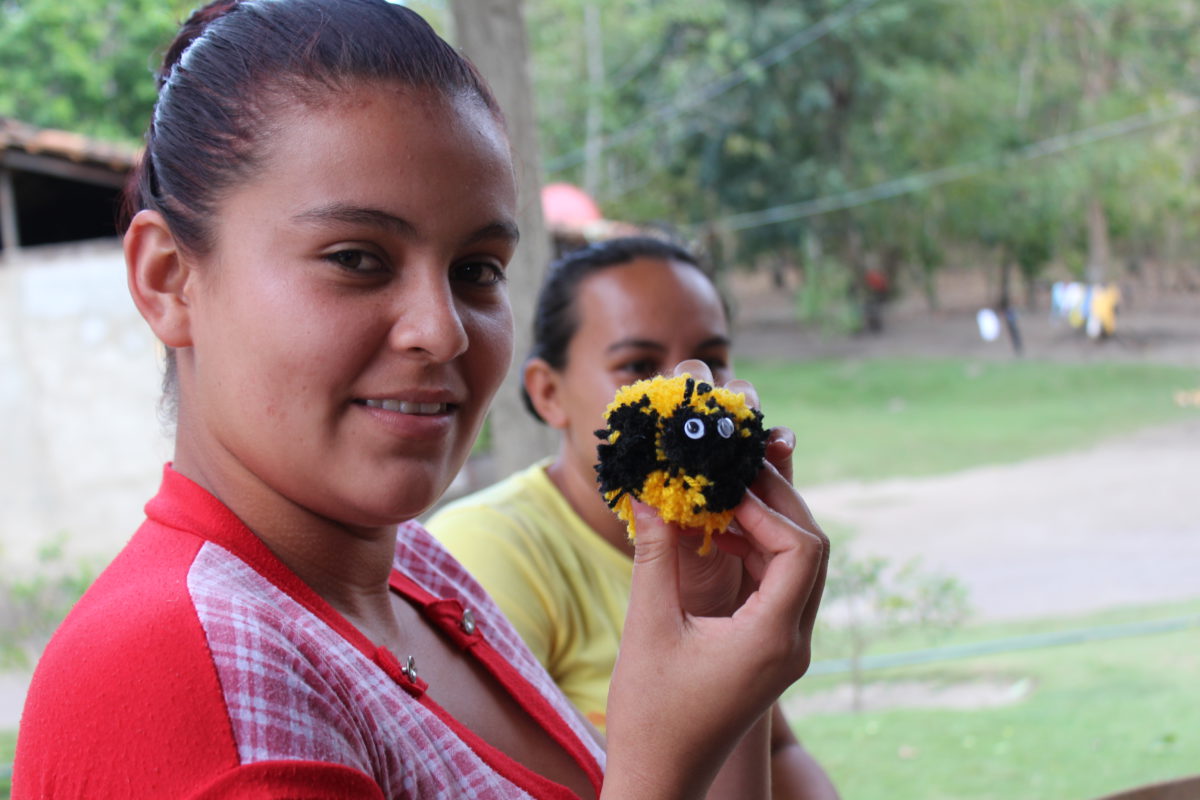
[717, 417, 735, 439]
[684, 417, 705, 440]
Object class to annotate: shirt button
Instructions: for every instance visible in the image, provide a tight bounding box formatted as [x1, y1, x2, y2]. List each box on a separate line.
[461, 608, 477, 635]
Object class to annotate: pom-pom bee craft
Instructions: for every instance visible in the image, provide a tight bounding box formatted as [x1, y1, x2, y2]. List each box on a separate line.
[594, 373, 768, 554]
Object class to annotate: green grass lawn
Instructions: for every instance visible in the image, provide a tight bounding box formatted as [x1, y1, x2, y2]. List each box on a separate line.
[739, 358, 1199, 486]
[4, 612, 1195, 800]
[789, 600, 1200, 800]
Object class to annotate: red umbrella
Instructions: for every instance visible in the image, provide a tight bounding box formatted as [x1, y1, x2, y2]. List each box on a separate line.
[541, 182, 602, 229]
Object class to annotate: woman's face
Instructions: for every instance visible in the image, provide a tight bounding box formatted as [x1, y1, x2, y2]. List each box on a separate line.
[175, 84, 517, 527]
[552, 258, 732, 483]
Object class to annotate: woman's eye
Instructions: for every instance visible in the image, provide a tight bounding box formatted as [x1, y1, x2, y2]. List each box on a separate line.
[703, 357, 729, 373]
[451, 260, 506, 286]
[620, 359, 658, 378]
[325, 249, 385, 274]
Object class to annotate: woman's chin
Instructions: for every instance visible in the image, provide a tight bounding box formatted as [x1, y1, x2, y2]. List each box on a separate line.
[366, 473, 461, 526]
[305, 453, 471, 530]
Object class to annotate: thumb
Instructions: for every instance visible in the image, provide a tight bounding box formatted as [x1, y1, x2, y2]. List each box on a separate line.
[625, 500, 684, 630]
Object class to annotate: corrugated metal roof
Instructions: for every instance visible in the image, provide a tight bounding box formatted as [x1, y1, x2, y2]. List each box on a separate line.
[0, 117, 140, 173]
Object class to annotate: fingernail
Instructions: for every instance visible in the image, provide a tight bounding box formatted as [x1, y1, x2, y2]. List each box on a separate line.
[769, 426, 796, 450]
[673, 359, 710, 380]
[631, 498, 655, 523]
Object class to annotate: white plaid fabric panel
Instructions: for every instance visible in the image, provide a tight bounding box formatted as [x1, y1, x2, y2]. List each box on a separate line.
[188, 540, 541, 798]
[395, 521, 606, 775]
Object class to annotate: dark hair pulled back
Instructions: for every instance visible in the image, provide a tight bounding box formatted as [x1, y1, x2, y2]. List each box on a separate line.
[522, 236, 723, 422]
[123, 0, 500, 254]
[126, 0, 501, 422]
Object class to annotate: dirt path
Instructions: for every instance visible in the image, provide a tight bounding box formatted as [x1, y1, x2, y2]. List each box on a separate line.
[728, 268, 1200, 622]
[805, 416, 1200, 621]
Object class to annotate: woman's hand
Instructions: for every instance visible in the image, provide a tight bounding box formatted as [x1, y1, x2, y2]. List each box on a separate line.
[669, 361, 801, 618]
[601, 362, 829, 800]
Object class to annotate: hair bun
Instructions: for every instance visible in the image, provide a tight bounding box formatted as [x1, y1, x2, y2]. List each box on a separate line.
[159, 0, 243, 87]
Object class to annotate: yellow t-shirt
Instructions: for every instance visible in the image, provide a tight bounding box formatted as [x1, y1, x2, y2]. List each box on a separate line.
[427, 460, 631, 732]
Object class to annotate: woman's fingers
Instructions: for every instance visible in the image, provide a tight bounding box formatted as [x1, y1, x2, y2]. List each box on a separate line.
[724, 378, 759, 411]
[750, 456, 822, 538]
[673, 359, 713, 383]
[662, 357, 826, 632]
[671, 359, 789, 497]
[676, 530, 747, 616]
[624, 500, 685, 632]
[732, 489, 828, 657]
[671, 359, 760, 413]
[765, 426, 796, 485]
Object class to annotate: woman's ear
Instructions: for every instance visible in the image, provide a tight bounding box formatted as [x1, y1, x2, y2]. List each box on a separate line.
[125, 209, 194, 348]
[523, 358, 569, 430]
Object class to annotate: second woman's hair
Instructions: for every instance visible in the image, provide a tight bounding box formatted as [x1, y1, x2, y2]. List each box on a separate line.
[523, 236, 720, 422]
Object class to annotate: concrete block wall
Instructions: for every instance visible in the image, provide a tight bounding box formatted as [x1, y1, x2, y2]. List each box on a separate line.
[1, 241, 169, 567]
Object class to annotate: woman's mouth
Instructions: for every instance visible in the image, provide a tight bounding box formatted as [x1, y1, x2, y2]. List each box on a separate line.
[356, 399, 452, 415]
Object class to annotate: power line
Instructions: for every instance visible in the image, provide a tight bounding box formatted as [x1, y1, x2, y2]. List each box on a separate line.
[806, 614, 1199, 677]
[706, 99, 1200, 233]
[543, 0, 885, 174]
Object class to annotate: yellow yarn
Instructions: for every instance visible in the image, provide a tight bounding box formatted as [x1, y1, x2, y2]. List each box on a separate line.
[598, 373, 758, 555]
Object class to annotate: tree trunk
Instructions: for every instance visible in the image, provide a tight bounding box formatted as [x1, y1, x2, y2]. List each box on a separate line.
[582, 3, 605, 198]
[842, 227, 871, 333]
[998, 257, 1013, 309]
[998, 259, 1023, 356]
[921, 270, 938, 312]
[1022, 268, 1037, 312]
[1086, 198, 1111, 284]
[450, 0, 557, 483]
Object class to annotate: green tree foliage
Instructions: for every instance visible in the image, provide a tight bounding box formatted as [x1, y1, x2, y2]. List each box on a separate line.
[5, 0, 1197, 300]
[530, 0, 1200, 303]
[0, 0, 192, 142]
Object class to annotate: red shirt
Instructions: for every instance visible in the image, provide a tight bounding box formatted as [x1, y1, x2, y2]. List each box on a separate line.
[14, 466, 604, 798]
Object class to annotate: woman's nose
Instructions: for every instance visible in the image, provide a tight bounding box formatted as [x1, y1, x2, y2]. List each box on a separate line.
[387, 273, 469, 362]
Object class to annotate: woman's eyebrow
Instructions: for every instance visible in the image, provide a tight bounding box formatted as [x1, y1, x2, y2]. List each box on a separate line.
[606, 339, 666, 354]
[696, 335, 733, 350]
[464, 220, 521, 247]
[605, 335, 732, 355]
[293, 203, 416, 235]
[291, 204, 518, 247]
